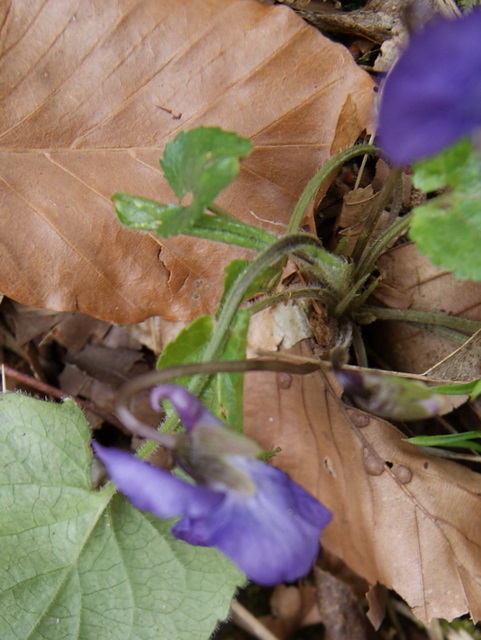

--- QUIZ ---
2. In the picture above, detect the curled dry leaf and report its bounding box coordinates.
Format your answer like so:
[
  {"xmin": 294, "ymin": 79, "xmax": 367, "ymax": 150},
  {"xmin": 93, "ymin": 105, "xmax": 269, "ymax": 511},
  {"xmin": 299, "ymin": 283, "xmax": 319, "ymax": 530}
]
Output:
[
  {"xmin": 371, "ymin": 243, "xmax": 481, "ymax": 373},
  {"xmin": 244, "ymin": 340, "xmax": 481, "ymax": 623},
  {"xmin": 0, "ymin": 0, "xmax": 374, "ymax": 324}
]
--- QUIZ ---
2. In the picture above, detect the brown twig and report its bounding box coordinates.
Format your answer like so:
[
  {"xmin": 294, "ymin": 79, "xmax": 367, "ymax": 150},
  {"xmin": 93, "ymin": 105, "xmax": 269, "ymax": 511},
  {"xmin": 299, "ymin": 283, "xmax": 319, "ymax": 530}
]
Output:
[{"xmin": 1, "ymin": 363, "xmax": 124, "ymax": 429}]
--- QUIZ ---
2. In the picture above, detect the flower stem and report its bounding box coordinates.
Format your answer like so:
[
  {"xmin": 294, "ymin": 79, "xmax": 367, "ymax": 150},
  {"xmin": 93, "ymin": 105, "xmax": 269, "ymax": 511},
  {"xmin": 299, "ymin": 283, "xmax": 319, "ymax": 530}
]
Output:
[
  {"xmin": 286, "ymin": 143, "xmax": 378, "ymax": 235},
  {"xmin": 353, "ymin": 210, "xmax": 415, "ymax": 283},
  {"xmin": 130, "ymin": 234, "xmax": 327, "ymax": 458},
  {"xmin": 361, "ymin": 305, "xmax": 481, "ymax": 334},
  {"xmin": 116, "ymin": 359, "xmax": 320, "ymax": 460},
  {"xmin": 350, "ymin": 168, "xmax": 402, "ymax": 265}
]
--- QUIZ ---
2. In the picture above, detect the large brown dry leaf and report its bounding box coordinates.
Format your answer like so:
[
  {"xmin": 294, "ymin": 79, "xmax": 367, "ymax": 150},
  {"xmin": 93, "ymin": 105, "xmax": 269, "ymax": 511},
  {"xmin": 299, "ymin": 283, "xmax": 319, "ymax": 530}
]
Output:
[
  {"xmin": 0, "ymin": 0, "xmax": 373, "ymax": 324},
  {"xmin": 244, "ymin": 340, "xmax": 481, "ymax": 623}
]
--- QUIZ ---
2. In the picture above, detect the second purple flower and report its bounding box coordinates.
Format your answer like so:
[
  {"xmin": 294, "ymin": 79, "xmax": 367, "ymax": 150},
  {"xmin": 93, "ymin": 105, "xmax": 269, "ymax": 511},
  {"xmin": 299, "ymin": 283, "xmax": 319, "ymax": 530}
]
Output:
[
  {"xmin": 93, "ymin": 384, "xmax": 332, "ymax": 586},
  {"xmin": 377, "ymin": 9, "xmax": 481, "ymax": 165}
]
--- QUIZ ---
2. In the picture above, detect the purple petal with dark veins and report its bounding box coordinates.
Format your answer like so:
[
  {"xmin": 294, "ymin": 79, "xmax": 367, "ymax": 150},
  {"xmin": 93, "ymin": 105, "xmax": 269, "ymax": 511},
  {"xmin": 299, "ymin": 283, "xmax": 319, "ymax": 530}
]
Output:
[{"xmin": 377, "ymin": 9, "xmax": 481, "ymax": 165}]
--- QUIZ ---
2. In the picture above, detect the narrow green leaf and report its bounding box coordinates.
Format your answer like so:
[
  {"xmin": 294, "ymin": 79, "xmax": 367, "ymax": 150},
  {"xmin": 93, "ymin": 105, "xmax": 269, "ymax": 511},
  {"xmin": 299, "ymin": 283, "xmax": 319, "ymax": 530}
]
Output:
[
  {"xmin": 113, "ymin": 193, "xmax": 274, "ymax": 245},
  {"xmin": 0, "ymin": 393, "xmax": 243, "ymax": 640},
  {"xmin": 407, "ymin": 431, "xmax": 481, "ymax": 453},
  {"xmin": 215, "ymin": 309, "xmax": 250, "ymax": 431},
  {"xmin": 160, "ymin": 127, "xmax": 253, "ymax": 212},
  {"xmin": 429, "ymin": 378, "xmax": 481, "ymax": 400}
]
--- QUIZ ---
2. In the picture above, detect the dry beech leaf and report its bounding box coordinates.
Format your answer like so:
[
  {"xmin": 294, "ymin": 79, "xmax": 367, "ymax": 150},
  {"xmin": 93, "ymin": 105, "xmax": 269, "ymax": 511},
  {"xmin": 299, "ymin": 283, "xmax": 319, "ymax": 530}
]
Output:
[
  {"xmin": 425, "ymin": 329, "xmax": 481, "ymax": 381},
  {"xmin": 244, "ymin": 340, "xmax": 481, "ymax": 623},
  {"xmin": 336, "ymin": 185, "xmax": 391, "ymax": 253},
  {"xmin": 0, "ymin": 0, "xmax": 374, "ymax": 324},
  {"xmin": 371, "ymin": 243, "xmax": 481, "ymax": 372}
]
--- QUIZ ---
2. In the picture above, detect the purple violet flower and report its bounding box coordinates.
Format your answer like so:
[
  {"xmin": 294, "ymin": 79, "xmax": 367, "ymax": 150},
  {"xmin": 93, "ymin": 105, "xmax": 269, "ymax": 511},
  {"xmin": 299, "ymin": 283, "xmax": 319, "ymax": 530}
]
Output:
[
  {"xmin": 93, "ymin": 385, "xmax": 332, "ymax": 586},
  {"xmin": 377, "ymin": 9, "xmax": 481, "ymax": 165}
]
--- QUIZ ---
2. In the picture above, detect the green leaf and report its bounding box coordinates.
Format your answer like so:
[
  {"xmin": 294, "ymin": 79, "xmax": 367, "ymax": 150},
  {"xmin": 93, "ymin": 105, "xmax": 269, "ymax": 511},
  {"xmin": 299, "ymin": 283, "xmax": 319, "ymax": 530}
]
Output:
[
  {"xmin": 429, "ymin": 378, "xmax": 481, "ymax": 401},
  {"xmin": 156, "ymin": 315, "xmax": 214, "ymax": 387},
  {"xmin": 113, "ymin": 193, "xmax": 187, "ymax": 232},
  {"xmin": 155, "ymin": 310, "xmax": 249, "ymax": 431},
  {"xmin": 113, "ymin": 193, "xmax": 274, "ymax": 247},
  {"xmin": 407, "ymin": 430, "xmax": 481, "ymax": 453},
  {"xmin": 215, "ymin": 309, "xmax": 250, "ymax": 431},
  {"xmin": 410, "ymin": 138, "xmax": 481, "ymax": 280},
  {"xmin": 114, "ymin": 128, "xmax": 254, "ymax": 239},
  {"xmin": 0, "ymin": 392, "xmax": 243, "ymax": 640},
  {"xmin": 412, "ymin": 138, "xmax": 475, "ymax": 192},
  {"xmin": 160, "ymin": 127, "xmax": 253, "ymax": 212}
]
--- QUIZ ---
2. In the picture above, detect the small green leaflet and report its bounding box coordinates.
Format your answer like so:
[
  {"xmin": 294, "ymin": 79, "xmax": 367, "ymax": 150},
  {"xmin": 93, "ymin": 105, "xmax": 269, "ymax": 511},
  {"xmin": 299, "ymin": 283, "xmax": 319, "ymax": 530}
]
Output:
[
  {"xmin": 0, "ymin": 393, "xmax": 243, "ymax": 640},
  {"xmin": 156, "ymin": 311, "xmax": 250, "ymax": 431},
  {"xmin": 160, "ymin": 127, "xmax": 253, "ymax": 211},
  {"xmin": 410, "ymin": 138, "xmax": 481, "ymax": 281},
  {"xmin": 113, "ymin": 127, "xmax": 254, "ymax": 238},
  {"xmin": 113, "ymin": 194, "xmax": 185, "ymax": 232}
]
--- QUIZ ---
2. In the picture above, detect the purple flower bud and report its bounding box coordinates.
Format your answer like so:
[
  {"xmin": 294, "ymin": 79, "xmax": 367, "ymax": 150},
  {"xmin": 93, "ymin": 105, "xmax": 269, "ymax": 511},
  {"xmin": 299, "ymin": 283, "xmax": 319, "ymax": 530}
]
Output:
[
  {"xmin": 377, "ymin": 10, "xmax": 481, "ymax": 165},
  {"xmin": 334, "ymin": 367, "xmax": 446, "ymax": 421},
  {"xmin": 93, "ymin": 385, "xmax": 332, "ymax": 585}
]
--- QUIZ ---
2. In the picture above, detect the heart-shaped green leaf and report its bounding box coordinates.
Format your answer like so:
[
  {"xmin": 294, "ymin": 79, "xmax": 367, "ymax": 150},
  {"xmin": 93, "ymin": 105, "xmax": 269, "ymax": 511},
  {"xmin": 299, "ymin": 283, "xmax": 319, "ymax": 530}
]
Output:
[{"xmin": 0, "ymin": 393, "xmax": 243, "ymax": 640}]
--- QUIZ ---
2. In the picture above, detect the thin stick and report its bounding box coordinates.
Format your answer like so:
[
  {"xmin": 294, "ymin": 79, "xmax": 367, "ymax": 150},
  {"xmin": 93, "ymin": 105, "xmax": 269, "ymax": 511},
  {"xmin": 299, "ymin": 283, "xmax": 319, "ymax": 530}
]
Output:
[
  {"xmin": 1, "ymin": 363, "xmax": 124, "ymax": 429},
  {"xmin": 230, "ymin": 600, "xmax": 281, "ymax": 640}
]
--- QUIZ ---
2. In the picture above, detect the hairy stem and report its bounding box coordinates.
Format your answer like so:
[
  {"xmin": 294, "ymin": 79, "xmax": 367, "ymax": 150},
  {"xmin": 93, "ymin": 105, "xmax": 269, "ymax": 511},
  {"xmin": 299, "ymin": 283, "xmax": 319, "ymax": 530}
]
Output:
[
  {"xmin": 246, "ymin": 286, "xmax": 334, "ymax": 315},
  {"xmin": 362, "ymin": 305, "xmax": 481, "ymax": 334},
  {"xmin": 115, "ymin": 359, "xmax": 320, "ymax": 460},
  {"xmin": 129, "ymin": 234, "xmax": 326, "ymax": 458},
  {"xmin": 286, "ymin": 144, "xmax": 379, "ymax": 234},
  {"xmin": 354, "ymin": 210, "xmax": 415, "ymax": 283},
  {"xmin": 350, "ymin": 168, "xmax": 402, "ymax": 264}
]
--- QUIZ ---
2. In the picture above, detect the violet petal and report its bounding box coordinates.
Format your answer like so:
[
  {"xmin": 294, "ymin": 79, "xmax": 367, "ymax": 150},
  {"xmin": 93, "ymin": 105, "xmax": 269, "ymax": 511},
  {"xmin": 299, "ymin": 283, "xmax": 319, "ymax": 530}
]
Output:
[
  {"xmin": 172, "ymin": 457, "xmax": 332, "ymax": 585},
  {"xmin": 150, "ymin": 384, "xmax": 223, "ymax": 431},
  {"xmin": 378, "ymin": 10, "xmax": 481, "ymax": 165},
  {"xmin": 93, "ymin": 442, "xmax": 222, "ymax": 518}
]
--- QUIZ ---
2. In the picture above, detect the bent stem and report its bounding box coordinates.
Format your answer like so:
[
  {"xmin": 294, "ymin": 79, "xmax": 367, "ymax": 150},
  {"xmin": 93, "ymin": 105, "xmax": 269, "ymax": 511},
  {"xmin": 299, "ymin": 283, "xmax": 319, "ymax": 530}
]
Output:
[
  {"xmin": 286, "ymin": 143, "xmax": 379, "ymax": 234},
  {"xmin": 115, "ymin": 359, "xmax": 320, "ymax": 460},
  {"xmin": 131, "ymin": 234, "xmax": 330, "ymax": 459},
  {"xmin": 354, "ymin": 210, "xmax": 415, "ymax": 283},
  {"xmin": 350, "ymin": 168, "xmax": 402, "ymax": 265}
]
